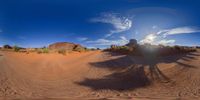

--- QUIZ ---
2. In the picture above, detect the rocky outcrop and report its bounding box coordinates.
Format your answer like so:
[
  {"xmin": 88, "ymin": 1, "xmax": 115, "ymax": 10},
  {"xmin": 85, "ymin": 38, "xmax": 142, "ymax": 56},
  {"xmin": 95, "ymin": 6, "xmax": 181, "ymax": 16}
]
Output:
[
  {"xmin": 3, "ymin": 45, "xmax": 12, "ymax": 49},
  {"xmin": 48, "ymin": 42, "xmax": 85, "ymax": 51},
  {"xmin": 126, "ymin": 39, "xmax": 138, "ymax": 48}
]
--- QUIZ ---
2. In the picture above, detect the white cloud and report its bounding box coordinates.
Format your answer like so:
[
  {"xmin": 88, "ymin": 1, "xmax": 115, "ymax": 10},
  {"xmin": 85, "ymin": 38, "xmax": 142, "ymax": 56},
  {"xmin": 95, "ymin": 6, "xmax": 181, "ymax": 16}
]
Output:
[
  {"xmin": 91, "ymin": 13, "xmax": 132, "ymax": 36},
  {"xmin": 152, "ymin": 25, "xmax": 157, "ymax": 29},
  {"xmin": 157, "ymin": 26, "xmax": 200, "ymax": 36},
  {"xmin": 105, "ymin": 33, "xmax": 113, "ymax": 37},
  {"xmin": 119, "ymin": 36, "xmax": 128, "ymax": 41},
  {"xmin": 157, "ymin": 39, "xmax": 176, "ymax": 45},
  {"xmin": 77, "ymin": 37, "xmax": 88, "ymax": 41},
  {"xmin": 140, "ymin": 33, "xmax": 175, "ymax": 45},
  {"xmin": 87, "ymin": 46, "xmax": 97, "ymax": 49},
  {"xmin": 86, "ymin": 36, "xmax": 129, "ymax": 46}
]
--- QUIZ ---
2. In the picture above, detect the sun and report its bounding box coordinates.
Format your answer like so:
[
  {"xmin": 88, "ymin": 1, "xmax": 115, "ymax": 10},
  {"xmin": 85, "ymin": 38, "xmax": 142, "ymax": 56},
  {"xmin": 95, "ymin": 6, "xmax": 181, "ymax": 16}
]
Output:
[{"xmin": 140, "ymin": 33, "xmax": 157, "ymax": 44}]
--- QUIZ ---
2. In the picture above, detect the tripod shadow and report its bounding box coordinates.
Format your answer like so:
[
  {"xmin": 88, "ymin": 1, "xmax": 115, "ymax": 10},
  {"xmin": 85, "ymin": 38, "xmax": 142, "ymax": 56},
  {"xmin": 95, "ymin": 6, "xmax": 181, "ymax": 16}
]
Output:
[{"xmin": 76, "ymin": 51, "xmax": 198, "ymax": 91}]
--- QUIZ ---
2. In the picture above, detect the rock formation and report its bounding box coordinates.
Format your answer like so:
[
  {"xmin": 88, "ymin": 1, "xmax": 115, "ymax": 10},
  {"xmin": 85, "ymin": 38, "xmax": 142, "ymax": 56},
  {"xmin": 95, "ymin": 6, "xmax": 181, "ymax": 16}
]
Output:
[
  {"xmin": 48, "ymin": 42, "xmax": 85, "ymax": 51},
  {"xmin": 3, "ymin": 45, "xmax": 12, "ymax": 49},
  {"xmin": 126, "ymin": 39, "xmax": 138, "ymax": 48}
]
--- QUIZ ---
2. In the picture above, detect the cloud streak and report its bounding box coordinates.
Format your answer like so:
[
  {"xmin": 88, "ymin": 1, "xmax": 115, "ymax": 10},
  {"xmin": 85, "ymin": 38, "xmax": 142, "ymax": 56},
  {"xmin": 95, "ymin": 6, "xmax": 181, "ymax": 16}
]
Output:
[
  {"xmin": 157, "ymin": 39, "xmax": 176, "ymax": 45},
  {"xmin": 77, "ymin": 37, "xmax": 88, "ymax": 41},
  {"xmin": 157, "ymin": 26, "xmax": 200, "ymax": 36},
  {"xmin": 86, "ymin": 36, "xmax": 129, "ymax": 46},
  {"xmin": 91, "ymin": 13, "xmax": 132, "ymax": 36}
]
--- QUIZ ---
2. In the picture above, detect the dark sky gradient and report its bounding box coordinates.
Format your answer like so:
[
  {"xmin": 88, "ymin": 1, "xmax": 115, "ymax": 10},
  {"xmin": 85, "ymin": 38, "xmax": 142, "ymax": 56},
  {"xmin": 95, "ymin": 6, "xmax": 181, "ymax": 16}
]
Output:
[{"xmin": 0, "ymin": 0, "xmax": 200, "ymax": 48}]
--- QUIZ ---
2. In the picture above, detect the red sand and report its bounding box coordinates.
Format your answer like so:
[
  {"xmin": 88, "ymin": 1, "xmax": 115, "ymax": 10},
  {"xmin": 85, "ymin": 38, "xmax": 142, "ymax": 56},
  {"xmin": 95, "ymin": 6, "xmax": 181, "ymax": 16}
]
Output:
[{"xmin": 0, "ymin": 50, "xmax": 200, "ymax": 99}]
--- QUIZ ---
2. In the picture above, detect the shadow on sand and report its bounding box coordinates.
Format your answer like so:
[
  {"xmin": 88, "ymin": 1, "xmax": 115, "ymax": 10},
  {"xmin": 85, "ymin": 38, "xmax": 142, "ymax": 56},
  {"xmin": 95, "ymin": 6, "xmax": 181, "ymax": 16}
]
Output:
[{"xmin": 76, "ymin": 51, "xmax": 199, "ymax": 91}]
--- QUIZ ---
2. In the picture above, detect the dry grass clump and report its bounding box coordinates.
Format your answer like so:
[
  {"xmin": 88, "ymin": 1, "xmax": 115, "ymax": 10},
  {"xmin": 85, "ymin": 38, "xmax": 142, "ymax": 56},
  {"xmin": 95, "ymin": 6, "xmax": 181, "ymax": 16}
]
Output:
[
  {"xmin": 85, "ymin": 48, "xmax": 100, "ymax": 51},
  {"xmin": 58, "ymin": 49, "xmax": 66, "ymax": 55},
  {"xmin": 13, "ymin": 45, "xmax": 21, "ymax": 52},
  {"xmin": 73, "ymin": 46, "xmax": 87, "ymax": 52},
  {"xmin": 37, "ymin": 47, "xmax": 49, "ymax": 54}
]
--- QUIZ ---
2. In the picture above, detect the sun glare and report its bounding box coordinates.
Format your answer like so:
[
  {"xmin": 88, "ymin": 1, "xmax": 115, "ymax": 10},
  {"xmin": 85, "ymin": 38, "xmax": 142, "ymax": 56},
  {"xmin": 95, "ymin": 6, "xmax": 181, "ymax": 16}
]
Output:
[{"xmin": 140, "ymin": 33, "xmax": 157, "ymax": 44}]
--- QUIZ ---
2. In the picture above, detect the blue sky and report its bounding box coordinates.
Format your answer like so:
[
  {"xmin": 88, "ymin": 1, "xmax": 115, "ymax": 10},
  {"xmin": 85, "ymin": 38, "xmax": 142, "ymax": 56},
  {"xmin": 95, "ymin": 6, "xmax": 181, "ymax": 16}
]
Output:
[{"xmin": 0, "ymin": 0, "xmax": 200, "ymax": 48}]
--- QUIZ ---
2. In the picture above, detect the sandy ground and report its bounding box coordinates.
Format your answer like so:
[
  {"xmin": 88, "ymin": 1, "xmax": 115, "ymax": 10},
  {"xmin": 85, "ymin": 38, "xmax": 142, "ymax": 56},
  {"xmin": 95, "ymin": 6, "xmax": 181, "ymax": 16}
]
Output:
[{"xmin": 0, "ymin": 50, "xmax": 200, "ymax": 99}]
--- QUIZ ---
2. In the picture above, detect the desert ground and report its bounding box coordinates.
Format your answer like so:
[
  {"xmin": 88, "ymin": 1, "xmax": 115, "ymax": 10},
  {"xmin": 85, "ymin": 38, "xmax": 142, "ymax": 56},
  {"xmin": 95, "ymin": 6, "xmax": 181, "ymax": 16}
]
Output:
[{"xmin": 0, "ymin": 50, "xmax": 200, "ymax": 99}]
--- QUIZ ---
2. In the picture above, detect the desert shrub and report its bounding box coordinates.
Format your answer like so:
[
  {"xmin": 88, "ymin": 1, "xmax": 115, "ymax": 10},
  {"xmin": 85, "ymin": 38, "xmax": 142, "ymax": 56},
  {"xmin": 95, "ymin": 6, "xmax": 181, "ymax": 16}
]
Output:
[
  {"xmin": 73, "ymin": 46, "xmax": 85, "ymax": 52},
  {"xmin": 196, "ymin": 46, "xmax": 200, "ymax": 49},
  {"xmin": 84, "ymin": 48, "xmax": 93, "ymax": 51},
  {"xmin": 174, "ymin": 45, "xmax": 181, "ymax": 50},
  {"xmin": 120, "ymin": 46, "xmax": 130, "ymax": 50},
  {"xmin": 42, "ymin": 48, "xmax": 49, "ymax": 53},
  {"xmin": 97, "ymin": 48, "xmax": 100, "ymax": 50},
  {"xmin": 13, "ymin": 45, "xmax": 21, "ymax": 52},
  {"xmin": 106, "ymin": 45, "xmax": 132, "ymax": 54},
  {"xmin": 110, "ymin": 45, "xmax": 130, "ymax": 51},
  {"xmin": 37, "ymin": 48, "xmax": 49, "ymax": 54},
  {"xmin": 37, "ymin": 50, "xmax": 42, "ymax": 54},
  {"xmin": 19, "ymin": 49, "xmax": 27, "ymax": 53},
  {"xmin": 111, "ymin": 45, "xmax": 117, "ymax": 49},
  {"xmin": 88, "ymin": 48, "xmax": 96, "ymax": 51},
  {"xmin": 58, "ymin": 49, "xmax": 66, "ymax": 55}
]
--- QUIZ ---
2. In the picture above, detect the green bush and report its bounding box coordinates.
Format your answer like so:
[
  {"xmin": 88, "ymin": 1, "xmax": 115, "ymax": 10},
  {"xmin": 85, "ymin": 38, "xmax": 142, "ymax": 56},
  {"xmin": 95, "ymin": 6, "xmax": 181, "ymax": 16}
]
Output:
[{"xmin": 43, "ymin": 48, "xmax": 49, "ymax": 53}]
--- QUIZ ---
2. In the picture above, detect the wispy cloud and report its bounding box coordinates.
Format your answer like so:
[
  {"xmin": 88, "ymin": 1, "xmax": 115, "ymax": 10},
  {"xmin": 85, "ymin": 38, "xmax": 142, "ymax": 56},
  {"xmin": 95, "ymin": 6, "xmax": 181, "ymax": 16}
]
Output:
[
  {"xmin": 140, "ymin": 26, "xmax": 200, "ymax": 45},
  {"xmin": 157, "ymin": 26, "xmax": 200, "ymax": 36},
  {"xmin": 91, "ymin": 13, "xmax": 132, "ymax": 37},
  {"xmin": 157, "ymin": 39, "xmax": 176, "ymax": 45},
  {"xmin": 86, "ymin": 36, "xmax": 129, "ymax": 46},
  {"xmin": 77, "ymin": 37, "xmax": 88, "ymax": 41},
  {"xmin": 140, "ymin": 33, "xmax": 175, "ymax": 45}
]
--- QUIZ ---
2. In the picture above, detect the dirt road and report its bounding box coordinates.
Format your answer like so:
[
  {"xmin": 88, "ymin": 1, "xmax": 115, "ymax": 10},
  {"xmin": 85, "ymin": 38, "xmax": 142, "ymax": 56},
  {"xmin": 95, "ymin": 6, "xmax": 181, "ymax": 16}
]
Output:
[{"xmin": 0, "ymin": 50, "xmax": 200, "ymax": 99}]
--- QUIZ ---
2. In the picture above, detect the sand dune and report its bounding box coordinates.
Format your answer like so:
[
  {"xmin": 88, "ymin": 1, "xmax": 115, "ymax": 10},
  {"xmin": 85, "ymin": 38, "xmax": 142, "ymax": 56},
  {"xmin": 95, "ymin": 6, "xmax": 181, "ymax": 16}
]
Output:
[{"xmin": 0, "ymin": 50, "xmax": 200, "ymax": 99}]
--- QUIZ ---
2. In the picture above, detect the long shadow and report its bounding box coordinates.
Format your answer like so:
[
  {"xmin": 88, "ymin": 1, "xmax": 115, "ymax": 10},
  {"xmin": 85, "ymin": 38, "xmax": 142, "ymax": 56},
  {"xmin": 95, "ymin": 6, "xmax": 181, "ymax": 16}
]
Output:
[
  {"xmin": 76, "ymin": 51, "xmax": 199, "ymax": 91},
  {"xmin": 78, "ymin": 65, "xmax": 150, "ymax": 91}
]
